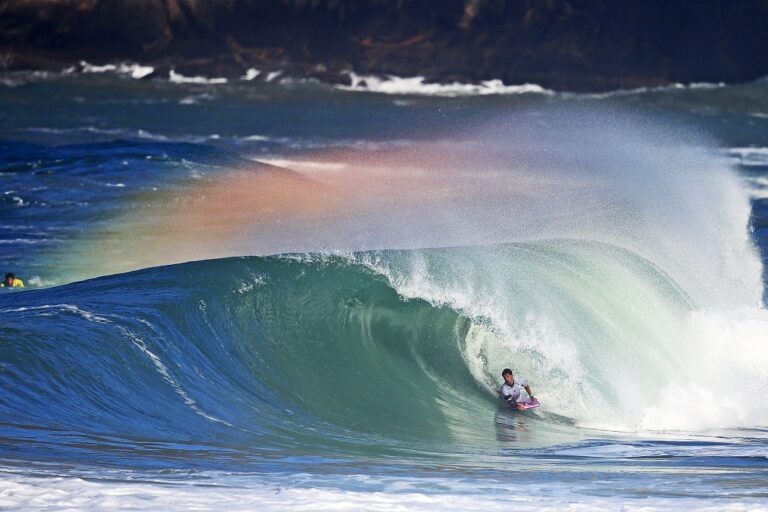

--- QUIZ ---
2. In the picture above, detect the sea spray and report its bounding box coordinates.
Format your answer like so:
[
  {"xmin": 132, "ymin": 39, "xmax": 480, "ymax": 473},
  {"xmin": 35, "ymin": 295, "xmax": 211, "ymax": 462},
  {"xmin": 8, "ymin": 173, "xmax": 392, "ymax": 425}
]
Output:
[
  {"xmin": 52, "ymin": 108, "xmax": 768, "ymax": 431},
  {"xmin": 76, "ymin": 109, "xmax": 762, "ymax": 305}
]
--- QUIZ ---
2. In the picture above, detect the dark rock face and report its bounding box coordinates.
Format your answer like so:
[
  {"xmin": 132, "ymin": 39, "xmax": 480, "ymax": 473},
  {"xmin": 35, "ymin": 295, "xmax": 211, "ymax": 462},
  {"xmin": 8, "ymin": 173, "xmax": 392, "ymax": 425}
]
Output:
[{"xmin": 1, "ymin": 0, "xmax": 767, "ymax": 91}]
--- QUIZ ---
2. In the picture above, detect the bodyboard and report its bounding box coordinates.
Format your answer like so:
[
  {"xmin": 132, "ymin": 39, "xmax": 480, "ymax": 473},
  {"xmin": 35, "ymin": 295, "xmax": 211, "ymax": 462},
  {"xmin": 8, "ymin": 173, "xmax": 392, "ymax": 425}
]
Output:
[{"xmin": 516, "ymin": 398, "xmax": 540, "ymax": 409}]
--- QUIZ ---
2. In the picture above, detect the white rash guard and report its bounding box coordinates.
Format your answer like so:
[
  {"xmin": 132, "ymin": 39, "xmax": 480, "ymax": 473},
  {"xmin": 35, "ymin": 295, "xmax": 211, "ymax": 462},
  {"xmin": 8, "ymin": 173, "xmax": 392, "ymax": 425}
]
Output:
[{"xmin": 500, "ymin": 377, "xmax": 528, "ymax": 403}]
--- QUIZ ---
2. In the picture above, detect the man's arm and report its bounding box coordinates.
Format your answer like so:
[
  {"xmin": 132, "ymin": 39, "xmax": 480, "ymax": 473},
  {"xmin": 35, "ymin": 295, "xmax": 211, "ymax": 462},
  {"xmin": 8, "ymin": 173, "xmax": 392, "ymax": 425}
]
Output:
[{"xmin": 524, "ymin": 384, "xmax": 535, "ymax": 400}]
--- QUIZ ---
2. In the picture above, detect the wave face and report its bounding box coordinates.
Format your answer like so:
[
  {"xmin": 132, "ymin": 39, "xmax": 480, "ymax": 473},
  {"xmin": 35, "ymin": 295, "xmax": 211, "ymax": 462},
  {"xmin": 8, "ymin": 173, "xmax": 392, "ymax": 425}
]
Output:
[
  {"xmin": 3, "ymin": 243, "xmax": 767, "ymax": 470},
  {"xmin": 0, "ymin": 255, "xmax": 481, "ymax": 462}
]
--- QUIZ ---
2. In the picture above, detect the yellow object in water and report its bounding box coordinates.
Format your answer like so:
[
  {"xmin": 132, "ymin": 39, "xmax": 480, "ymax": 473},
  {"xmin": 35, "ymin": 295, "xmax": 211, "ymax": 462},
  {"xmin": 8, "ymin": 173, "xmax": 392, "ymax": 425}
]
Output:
[{"xmin": 2, "ymin": 278, "xmax": 24, "ymax": 288}]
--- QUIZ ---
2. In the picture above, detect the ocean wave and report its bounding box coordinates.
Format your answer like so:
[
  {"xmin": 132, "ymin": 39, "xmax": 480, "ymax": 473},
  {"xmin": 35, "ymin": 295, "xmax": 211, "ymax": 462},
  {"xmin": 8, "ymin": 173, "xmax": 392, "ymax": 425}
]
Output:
[
  {"xmin": 0, "ymin": 64, "xmax": 750, "ymax": 101},
  {"xmin": 730, "ymin": 147, "xmax": 768, "ymax": 167},
  {"xmin": 264, "ymin": 71, "xmax": 283, "ymax": 82},
  {"xmin": 3, "ymin": 243, "xmax": 766, "ymax": 452},
  {"xmin": 742, "ymin": 175, "xmax": 768, "ymax": 199},
  {"xmin": 242, "ymin": 68, "xmax": 261, "ymax": 81},
  {"xmin": 562, "ymin": 81, "xmax": 728, "ymax": 100},
  {"xmin": 169, "ymin": 70, "xmax": 228, "ymax": 85},
  {"xmin": 554, "ymin": 441, "xmax": 768, "ymax": 458},
  {"xmin": 18, "ymin": 125, "xmax": 339, "ymax": 148},
  {"xmin": 21, "ymin": 126, "xmax": 228, "ymax": 144},
  {"xmin": 2, "ymin": 468, "xmax": 763, "ymax": 512},
  {"xmin": 79, "ymin": 61, "xmax": 154, "ymax": 79},
  {"xmin": 335, "ymin": 72, "xmax": 728, "ymax": 98},
  {"xmin": 337, "ymin": 72, "xmax": 554, "ymax": 97}
]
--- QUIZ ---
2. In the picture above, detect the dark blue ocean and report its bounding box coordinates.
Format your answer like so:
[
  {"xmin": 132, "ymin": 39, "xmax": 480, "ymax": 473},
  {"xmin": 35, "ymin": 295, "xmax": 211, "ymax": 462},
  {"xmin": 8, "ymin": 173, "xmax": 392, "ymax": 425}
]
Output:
[{"xmin": 1, "ymin": 69, "xmax": 767, "ymax": 510}]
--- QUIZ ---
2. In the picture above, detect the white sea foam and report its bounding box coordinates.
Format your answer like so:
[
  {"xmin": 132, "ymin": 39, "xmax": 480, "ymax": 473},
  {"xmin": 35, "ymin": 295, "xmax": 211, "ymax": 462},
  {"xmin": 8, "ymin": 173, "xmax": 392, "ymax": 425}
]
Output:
[
  {"xmin": 741, "ymin": 175, "xmax": 768, "ymax": 199},
  {"xmin": 242, "ymin": 68, "xmax": 261, "ymax": 80},
  {"xmin": 234, "ymin": 273, "xmax": 267, "ymax": 294},
  {"xmin": 688, "ymin": 81, "xmax": 727, "ymax": 89},
  {"xmin": 24, "ymin": 126, "xmax": 137, "ymax": 138},
  {"xmin": 79, "ymin": 61, "xmax": 154, "ymax": 79},
  {"xmin": 255, "ymin": 158, "xmax": 349, "ymax": 172},
  {"xmin": 26, "ymin": 276, "xmax": 57, "ymax": 287},
  {"xmin": 22, "ymin": 126, "xmax": 230, "ymax": 144},
  {"xmin": 0, "ymin": 470, "xmax": 763, "ymax": 512},
  {"xmin": 1, "ymin": 304, "xmax": 111, "ymax": 323},
  {"xmin": 338, "ymin": 72, "xmax": 553, "ymax": 97},
  {"xmin": 564, "ymin": 81, "xmax": 728, "ymax": 100},
  {"xmin": 0, "ymin": 64, "xmax": 155, "ymax": 87},
  {"xmin": 554, "ymin": 442, "xmax": 768, "ymax": 458},
  {"xmin": 241, "ymin": 134, "xmax": 272, "ymax": 142},
  {"xmin": 730, "ymin": 147, "xmax": 768, "ymax": 167},
  {"xmin": 179, "ymin": 92, "xmax": 218, "ymax": 105},
  {"xmin": 337, "ymin": 73, "xmax": 726, "ymax": 97},
  {"xmin": 169, "ymin": 70, "xmax": 228, "ymax": 85},
  {"xmin": 0, "ymin": 238, "xmax": 46, "ymax": 244}
]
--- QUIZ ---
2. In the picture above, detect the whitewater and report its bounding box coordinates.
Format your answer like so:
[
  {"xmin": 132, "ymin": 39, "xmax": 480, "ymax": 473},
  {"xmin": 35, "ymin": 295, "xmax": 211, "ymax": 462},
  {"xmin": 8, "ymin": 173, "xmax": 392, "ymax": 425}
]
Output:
[{"xmin": 1, "ymin": 70, "xmax": 768, "ymax": 510}]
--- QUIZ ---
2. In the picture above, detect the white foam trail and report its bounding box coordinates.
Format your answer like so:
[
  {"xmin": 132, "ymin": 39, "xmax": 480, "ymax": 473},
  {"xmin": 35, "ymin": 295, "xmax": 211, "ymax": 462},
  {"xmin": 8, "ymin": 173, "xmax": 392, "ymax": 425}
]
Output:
[
  {"xmin": 23, "ymin": 126, "xmax": 227, "ymax": 144},
  {"xmin": 79, "ymin": 61, "xmax": 154, "ymax": 79},
  {"xmin": 242, "ymin": 68, "xmax": 261, "ymax": 80},
  {"xmin": 169, "ymin": 70, "xmax": 228, "ymax": 85},
  {"xmin": 563, "ymin": 81, "xmax": 727, "ymax": 100},
  {"xmin": 338, "ymin": 73, "xmax": 726, "ymax": 97},
  {"xmin": 1, "ymin": 304, "xmax": 111, "ymax": 323},
  {"xmin": 118, "ymin": 325, "xmax": 231, "ymax": 426},
  {"xmin": 339, "ymin": 72, "xmax": 553, "ymax": 97}
]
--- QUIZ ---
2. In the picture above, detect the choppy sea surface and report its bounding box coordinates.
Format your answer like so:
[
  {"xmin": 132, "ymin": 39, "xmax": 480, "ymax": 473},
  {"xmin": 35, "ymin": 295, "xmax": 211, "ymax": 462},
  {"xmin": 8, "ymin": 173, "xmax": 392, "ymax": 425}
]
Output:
[{"xmin": 1, "ymin": 69, "xmax": 768, "ymax": 510}]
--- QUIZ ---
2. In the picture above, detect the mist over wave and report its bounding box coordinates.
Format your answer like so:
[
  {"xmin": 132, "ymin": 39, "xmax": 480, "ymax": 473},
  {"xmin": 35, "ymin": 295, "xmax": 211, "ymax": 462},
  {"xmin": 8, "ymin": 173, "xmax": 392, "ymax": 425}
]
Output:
[
  {"xmin": 30, "ymin": 108, "xmax": 763, "ymax": 434},
  {"xmin": 75, "ymin": 108, "xmax": 762, "ymax": 302}
]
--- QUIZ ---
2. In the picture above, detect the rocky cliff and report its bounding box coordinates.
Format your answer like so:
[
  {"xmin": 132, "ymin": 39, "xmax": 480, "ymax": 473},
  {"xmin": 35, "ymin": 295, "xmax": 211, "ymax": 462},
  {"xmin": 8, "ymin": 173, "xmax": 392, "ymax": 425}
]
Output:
[{"xmin": 1, "ymin": 0, "xmax": 767, "ymax": 91}]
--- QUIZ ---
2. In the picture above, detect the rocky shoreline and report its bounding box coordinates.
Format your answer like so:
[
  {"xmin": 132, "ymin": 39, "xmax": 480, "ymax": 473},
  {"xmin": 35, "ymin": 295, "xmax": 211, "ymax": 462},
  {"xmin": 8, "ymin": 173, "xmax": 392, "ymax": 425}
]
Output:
[{"xmin": 2, "ymin": 0, "xmax": 767, "ymax": 92}]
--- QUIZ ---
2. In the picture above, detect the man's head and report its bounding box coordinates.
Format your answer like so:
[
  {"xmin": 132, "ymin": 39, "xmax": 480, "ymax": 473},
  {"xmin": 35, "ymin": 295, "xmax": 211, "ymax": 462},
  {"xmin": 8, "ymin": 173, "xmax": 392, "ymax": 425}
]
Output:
[
  {"xmin": 502, "ymin": 368, "xmax": 514, "ymax": 385},
  {"xmin": 4, "ymin": 273, "xmax": 14, "ymax": 286}
]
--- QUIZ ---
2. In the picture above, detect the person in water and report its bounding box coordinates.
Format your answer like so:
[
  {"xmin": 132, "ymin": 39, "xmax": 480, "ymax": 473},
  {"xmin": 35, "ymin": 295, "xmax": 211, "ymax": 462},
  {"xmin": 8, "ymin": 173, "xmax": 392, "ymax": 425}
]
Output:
[
  {"xmin": 501, "ymin": 368, "xmax": 535, "ymax": 411},
  {"xmin": 2, "ymin": 273, "xmax": 25, "ymax": 288}
]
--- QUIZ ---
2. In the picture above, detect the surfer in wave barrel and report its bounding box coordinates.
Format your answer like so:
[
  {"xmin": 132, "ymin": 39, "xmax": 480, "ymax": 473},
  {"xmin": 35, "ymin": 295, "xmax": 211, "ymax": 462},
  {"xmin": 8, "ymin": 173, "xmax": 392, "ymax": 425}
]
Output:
[{"xmin": 500, "ymin": 368, "xmax": 536, "ymax": 411}]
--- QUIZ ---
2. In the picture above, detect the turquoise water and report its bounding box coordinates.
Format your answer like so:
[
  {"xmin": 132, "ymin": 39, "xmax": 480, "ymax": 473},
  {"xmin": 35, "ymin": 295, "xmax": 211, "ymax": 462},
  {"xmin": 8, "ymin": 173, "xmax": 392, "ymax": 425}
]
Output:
[{"xmin": 1, "ymin": 71, "xmax": 767, "ymax": 510}]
